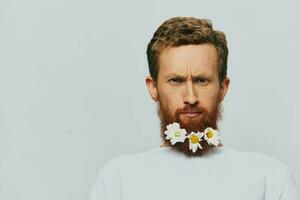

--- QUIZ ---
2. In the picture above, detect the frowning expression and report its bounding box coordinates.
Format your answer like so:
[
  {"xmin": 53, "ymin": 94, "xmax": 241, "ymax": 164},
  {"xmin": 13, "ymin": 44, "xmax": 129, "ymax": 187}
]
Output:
[{"xmin": 146, "ymin": 44, "xmax": 230, "ymax": 126}]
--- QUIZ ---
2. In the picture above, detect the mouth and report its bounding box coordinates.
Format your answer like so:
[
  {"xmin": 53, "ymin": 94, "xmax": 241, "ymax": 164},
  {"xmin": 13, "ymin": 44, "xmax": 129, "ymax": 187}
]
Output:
[{"xmin": 180, "ymin": 112, "xmax": 201, "ymax": 118}]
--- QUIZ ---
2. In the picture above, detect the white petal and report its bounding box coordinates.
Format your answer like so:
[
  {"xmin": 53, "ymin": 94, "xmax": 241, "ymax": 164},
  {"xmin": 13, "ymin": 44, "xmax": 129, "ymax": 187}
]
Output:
[
  {"xmin": 207, "ymin": 139, "xmax": 213, "ymax": 145},
  {"xmin": 199, "ymin": 132, "xmax": 204, "ymax": 138},
  {"xmin": 173, "ymin": 122, "xmax": 180, "ymax": 128},
  {"xmin": 181, "ymin": 129, "xmax": 187, "ymax": 136},
  {"xmin": 213, "ymin": 139, "xmax": 220, "ymax": 146},
  {"xmin": 170, "ymin": 139, "xmax": 177, "ymax": 145},
  {"xmin": 192, "ymin": 145, "xmax": 197, "ymax": 153},
  {"xmin": 198, "ymin": 143, "xmax": 203, "ymax": 149},
  {"xmin": 164, "ymin": 130, "xmax": 169, "ymax": 135},
  {"xmin": 189, "ymin": 143, "xmax": 193, "ymax": 150},
  {"xmin": 204, "ymin": 127, "xmax": 209, "ymax": 133},
  {"xmin": 165, "ymin": 134, "xmax": 172, "ymax": 140},
  {"xmin": 179, "ymin": 136, "xmax": 186, "ymax": 143}
]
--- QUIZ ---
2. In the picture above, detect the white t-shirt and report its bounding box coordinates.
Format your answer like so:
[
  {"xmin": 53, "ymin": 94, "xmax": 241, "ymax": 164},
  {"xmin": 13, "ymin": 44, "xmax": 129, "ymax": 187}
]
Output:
[{"xmin": 89, "ymin": 146, "xmax": 299, "ymax": 200}]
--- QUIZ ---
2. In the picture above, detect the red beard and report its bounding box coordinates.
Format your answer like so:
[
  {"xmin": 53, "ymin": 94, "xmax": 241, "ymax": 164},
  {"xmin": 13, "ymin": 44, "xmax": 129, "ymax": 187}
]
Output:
[{"xmin": 156, "ymin": 96, "xmax": 222, "ymax": 157}]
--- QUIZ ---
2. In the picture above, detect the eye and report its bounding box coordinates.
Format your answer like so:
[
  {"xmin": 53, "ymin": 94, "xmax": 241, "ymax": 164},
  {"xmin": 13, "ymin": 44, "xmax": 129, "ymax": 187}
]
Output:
[
  {"xmin": 194, "ymin": 78, "xmax": 209, "ymax": 84},
  {"xmin": 168, "ymin": 78, "xmax": 184, "ymax": 84}
]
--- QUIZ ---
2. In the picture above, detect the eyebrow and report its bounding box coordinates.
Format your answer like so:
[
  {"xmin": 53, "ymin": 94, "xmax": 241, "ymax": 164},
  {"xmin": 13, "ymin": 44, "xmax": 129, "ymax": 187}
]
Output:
[{"xmin": 165, "ymin": 73, "xmax": 210, "ymax": 80}]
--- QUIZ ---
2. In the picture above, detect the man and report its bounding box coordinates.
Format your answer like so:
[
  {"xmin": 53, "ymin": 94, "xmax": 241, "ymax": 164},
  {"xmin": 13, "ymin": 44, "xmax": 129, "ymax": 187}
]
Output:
[{"xmin": 89, "ymin": 17, "xmax": 299, "ymax": 200}]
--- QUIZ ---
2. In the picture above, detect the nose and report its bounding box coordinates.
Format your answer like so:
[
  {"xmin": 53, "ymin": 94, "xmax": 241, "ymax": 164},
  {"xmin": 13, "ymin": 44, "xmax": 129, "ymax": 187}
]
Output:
[{"xmin": 184, "ymin": 80, "xmax": 198, "ymax": 106}]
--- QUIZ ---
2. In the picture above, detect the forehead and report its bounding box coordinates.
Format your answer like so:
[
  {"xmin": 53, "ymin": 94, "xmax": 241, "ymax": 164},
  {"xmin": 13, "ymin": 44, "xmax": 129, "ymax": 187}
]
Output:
[{"xmin": 157, "ymin": 44, "xmax": 218, "ymax": 77}]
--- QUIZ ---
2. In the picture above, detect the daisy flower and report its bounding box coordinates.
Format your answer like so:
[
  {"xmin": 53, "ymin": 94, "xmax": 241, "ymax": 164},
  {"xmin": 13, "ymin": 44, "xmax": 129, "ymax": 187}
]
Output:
[
  {"xmin": 164, "ymin": 122, "xmax": 187, "ymax": 145},
  {"xmin": 203, "ymin": 127, "xmax": 221, "ymax": 146},
  {"xmin": 187, "ymin": 131, "xmax": 204, "ymax": 153}
]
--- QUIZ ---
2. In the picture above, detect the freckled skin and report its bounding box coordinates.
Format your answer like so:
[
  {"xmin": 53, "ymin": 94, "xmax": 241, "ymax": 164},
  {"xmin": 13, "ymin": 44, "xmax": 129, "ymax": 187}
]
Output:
[{"xmin": 146, "ymin": 44, "xmax": 230, "ymax": 125}]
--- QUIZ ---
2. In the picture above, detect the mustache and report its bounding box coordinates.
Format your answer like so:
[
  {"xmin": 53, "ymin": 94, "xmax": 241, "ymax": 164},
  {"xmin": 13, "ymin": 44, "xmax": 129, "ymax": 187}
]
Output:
[{"xmin": 176, "ymin": 105, "xmax": 207, "ymax": 114}]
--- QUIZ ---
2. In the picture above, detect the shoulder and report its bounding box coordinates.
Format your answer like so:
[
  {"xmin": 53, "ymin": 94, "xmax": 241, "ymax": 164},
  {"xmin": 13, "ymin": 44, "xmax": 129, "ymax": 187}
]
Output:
[
  {"xmin": 226, "ymin": 146, "xmax": 289, "ymax": 177},
  {"xmin": 225, "ymin": 147, "xmax": 299, "ymax": 198},
  {"xmin": 97, "ymin": 148, "xmax": 158, "ymax": 176}
]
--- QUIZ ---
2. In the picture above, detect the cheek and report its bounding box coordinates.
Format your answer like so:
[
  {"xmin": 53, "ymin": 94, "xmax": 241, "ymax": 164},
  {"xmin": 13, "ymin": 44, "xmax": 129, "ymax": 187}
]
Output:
[
  {"xmin": 158, "ymin": 88, "xmax": 181, "ymax": 112},
  {"xmin": 197, "ymin": 87, "xmax": 220, "ymax": 107}
]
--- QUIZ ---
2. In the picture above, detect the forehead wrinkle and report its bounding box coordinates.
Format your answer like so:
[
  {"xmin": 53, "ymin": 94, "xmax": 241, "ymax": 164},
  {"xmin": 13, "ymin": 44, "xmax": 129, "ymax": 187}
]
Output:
[
  {"xmin": 184, "ymin": 65, "xmax": 211, "ymax": 79},
  {"xmin": 183, "ymin": 56, "xmax": 212, "ymax": 78},
  {"xmin": 159, "ymin": 44, "xmax": 217, "ymax": 80},
  {"xmin": 165, "ymin": 66, "xmax": 210, "ymax": 79},
  {"xmin": 186, "ymin": 66, "xmax": 192, "ymax": 78}
]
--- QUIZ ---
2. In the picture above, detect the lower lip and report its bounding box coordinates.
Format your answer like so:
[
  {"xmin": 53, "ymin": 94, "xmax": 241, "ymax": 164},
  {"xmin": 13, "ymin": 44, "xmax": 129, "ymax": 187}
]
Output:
[{"xmin": 180, "ymin": 113, "xmax": 201, "ymax": 118}]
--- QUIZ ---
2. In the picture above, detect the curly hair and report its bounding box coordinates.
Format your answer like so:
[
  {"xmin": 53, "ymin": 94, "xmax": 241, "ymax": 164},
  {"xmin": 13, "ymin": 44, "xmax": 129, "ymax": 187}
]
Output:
[{"xmin": 146, "ymin": 17, "xmax": 228, "ymax": 83}]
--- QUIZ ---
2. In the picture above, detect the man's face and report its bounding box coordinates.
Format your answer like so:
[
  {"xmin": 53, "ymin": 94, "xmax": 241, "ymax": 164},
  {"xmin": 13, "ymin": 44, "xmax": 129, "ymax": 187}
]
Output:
[{"xmin": 146, "ymin": 44, "xmax": 230, "ymax": 151}]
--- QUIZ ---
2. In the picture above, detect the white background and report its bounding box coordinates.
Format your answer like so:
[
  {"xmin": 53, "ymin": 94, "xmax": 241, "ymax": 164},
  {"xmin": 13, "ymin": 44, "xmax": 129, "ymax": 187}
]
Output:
[{"xmin": 0, "ymin": 0, "xmax": 299, "ymax": 199}]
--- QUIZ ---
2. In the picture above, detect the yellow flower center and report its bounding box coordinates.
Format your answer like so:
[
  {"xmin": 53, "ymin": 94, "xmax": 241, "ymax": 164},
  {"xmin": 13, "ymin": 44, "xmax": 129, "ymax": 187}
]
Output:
[
  {"xmin": 206, "ymin": 130, "xmax": 214, "ymax": 139},
  {"xmin": 174, "ymin": 132, "xmax": 181, "ymax": 137},
  {"xmin": 190, "ymin": 134, "xmax": 199, "ymax": 144}
]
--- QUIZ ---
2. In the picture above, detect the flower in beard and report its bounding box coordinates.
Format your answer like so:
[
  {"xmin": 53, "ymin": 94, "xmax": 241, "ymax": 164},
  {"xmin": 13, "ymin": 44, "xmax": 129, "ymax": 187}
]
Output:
[
  {"xmin": 164, "ymin": 122, "xmax": 187, "ymax": 145},
  {"xmin": 204, "ymin": 127, "xmax": 221, "ymax": 146},
  {"xmin": 187, "ymin": 131, "xmax": 204, "ymax": 153}
]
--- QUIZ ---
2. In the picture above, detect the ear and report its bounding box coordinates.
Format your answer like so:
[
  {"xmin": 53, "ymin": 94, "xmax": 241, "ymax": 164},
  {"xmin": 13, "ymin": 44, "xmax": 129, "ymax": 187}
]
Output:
[
  {"xmin": 219, "ymin": 77, "xmax": 230, "ymax": 102},
  {"xmin": 146, "ymin": 75, "xmax": 158, "ymax": 102}
]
